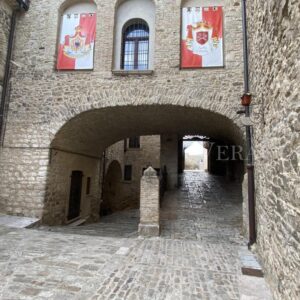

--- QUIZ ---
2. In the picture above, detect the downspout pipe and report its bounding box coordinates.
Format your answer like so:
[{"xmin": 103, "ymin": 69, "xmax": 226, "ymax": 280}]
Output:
[
  {"xmin": 242, "ymin": 0, "xmax": 249, "ymax": 93},
  {"xmin": 101, "ymin": 150, "xmax": 106, "ymax": 200},
  {"xmin": 0, "ymin": 1, "xmax": 29, "ymax": 145},
  {"xmin": 241, "ymin": 0, "xmax": 256, "ymax": 247},
  {"xmin": 0, "ymin": 10, "xmax": 17, "ymax": 144}
]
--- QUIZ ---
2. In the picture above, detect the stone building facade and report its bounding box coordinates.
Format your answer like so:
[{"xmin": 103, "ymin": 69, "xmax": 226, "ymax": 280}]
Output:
[
  {"xmin": 0, "ymin": 0, "xmax": 245, "ymax": 222},
  {"xmin": 102, "ymin": 135, "xmax": 160, "ymax": 215},
  {"xmin": 246, "ymin": 1, "xmax": 299, "ymax": 299},
  {"xmin": 0, "ymin": 0, "xmax": 299, "ymax": 299}
]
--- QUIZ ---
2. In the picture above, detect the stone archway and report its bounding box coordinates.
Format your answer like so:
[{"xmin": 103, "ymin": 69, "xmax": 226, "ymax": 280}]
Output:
[
  {"xmin": 51, "ymin": 105, "xmax": 244, "ymax": 156},
  {"xmin": 41, "ymin": 104, "xmax": 245, "ymax": 225}
]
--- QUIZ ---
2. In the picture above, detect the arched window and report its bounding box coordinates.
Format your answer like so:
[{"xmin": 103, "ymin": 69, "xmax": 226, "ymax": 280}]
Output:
[
  {"xmin": 122, "ymin": 20, "xmax": 149, "ymax": 70},
  {"xmin": 114, "ymin": 0, "xmax": 155, "ymax": 71}
]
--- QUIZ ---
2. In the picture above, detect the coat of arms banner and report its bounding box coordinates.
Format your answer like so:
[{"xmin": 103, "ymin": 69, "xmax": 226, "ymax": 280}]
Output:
[
  {"xmin": 181, "ymin": 7, "xmax": 224, "ymax": 68},
  {"xmin": 57, "ymin": 13, "xmax": 96, "ymax": 70}
]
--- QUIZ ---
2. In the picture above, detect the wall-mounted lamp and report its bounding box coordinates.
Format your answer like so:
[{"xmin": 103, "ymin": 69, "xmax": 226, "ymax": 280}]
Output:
[
  {"xmin": 16, "ymin": 0, "xmax": 30, "ymax": 11},
  {"xmin": 241, "ymin": 93, "xmax": 252, "ymax": 107}
]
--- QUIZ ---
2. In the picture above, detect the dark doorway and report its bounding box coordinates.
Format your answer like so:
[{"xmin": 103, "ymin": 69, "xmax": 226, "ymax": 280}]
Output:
[
  {"xmin": 101, "ymin": 161, "xmax": 123, "ymax": 216},
  {"xmin": 67, "ymin": 170, "xmax": 83, "ymax": 221}
]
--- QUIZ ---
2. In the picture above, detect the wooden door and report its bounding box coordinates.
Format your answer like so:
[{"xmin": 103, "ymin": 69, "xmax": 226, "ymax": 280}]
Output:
[{"xmin": 67, "ymin": 171, "xmax": 83, "ymax": 221}]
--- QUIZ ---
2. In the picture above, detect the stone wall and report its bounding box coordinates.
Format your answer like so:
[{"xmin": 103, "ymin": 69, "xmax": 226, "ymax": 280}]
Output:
[
  {"xmin": 0, "ymin": 147, "xmax": 49, "ymax": 218},
  {"xmin": 2, "ymin": 0, "xmax": 244, "ymax": 151},
  {"xmin": 103, "ymin": 135, "xmax": 161, "ymax": 212},
  {"xmin": 123, "ymin": 135, "xmax": 160, "ymax": 207},
  {"xmin": 247, "ymin": 0, "xmax": 300, "ymax": 299},
  {"xmin": 43, "ymin": 149, "xmax": 101, "ymax": 225},
  {"xmin": 105, "ymin": 141, "xmax": 124, "ymax": 169}
]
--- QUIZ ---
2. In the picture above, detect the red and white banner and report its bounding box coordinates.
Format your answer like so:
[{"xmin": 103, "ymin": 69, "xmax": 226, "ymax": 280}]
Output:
[
  {"xmin": 181, "ymin": 7, "xmax": 223, "ymax": 68},
  {"xmin": 57, "ymin": 13, "xmax": 96, "ymax": 70}
]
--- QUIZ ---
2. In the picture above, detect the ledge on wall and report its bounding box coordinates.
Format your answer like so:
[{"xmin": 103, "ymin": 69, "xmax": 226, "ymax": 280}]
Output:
[{"xmin": 112, "ymin": 70, "xmax": 154, "ymax": 76}]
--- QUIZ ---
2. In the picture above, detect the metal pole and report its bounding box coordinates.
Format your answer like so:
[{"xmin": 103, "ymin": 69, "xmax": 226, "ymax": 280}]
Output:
[
  {"xmin": 16, "ymin": 0, "xmax": 30, "ymax": 12},
  {"xmin": 0, "ymin": 1, "xmax": 30, "ymax": 145},
  {"xmin": 101, "ymin": 150, "xmax": 106, "ymax": 200},
  {"xmin": 0, "ymin": 10, "xmax": 18, "ymax": 145},
  {"xmin": 242, "ymin": 0, "xmax": 249, "ymax": 94},
  {"xmin": 241, "ymin": 0, "xmax": 256, "ymax": 247}
]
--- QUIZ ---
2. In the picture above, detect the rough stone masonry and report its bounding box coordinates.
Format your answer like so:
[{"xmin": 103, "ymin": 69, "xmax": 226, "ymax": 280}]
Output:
[
  {"xmin": 247, "ymin": 1, "xmax": 300, "ymax": 299},
  {"xmin": 0, "ymin": 0, "xmax": 299, "ymax": 299}
]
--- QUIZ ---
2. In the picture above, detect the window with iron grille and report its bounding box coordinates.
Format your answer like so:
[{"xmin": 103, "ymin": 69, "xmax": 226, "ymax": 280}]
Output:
[
  {"xmin": 122, "ymin": 19, "xmax": 149, "ymax": 70},
  {"xmin": 86, "ymin": 177, "xmax": 91, "ymax": 195},
  {"xmin": 124, "ymin": 139, "xmax": 127, "ymax": 152},
  {"xmin": 124, "ymin": 165, "xmax": 132, "ymax": 181},
  {"xmin": 128, "ymin": 136, "xmax": 140, "ymax": 148}
]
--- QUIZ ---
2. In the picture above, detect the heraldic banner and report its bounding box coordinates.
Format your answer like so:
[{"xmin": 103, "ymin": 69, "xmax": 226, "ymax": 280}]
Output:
[
  {"xmin": 57, "ymin": 13, "xmax": 96, "ymax": 70},
  {"xmin": 181, "ymin": 7, "xmax": 223, "ymax": 68}
]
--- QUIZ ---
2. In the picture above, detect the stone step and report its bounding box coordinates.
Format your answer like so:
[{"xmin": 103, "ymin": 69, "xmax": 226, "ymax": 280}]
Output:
[
  {"xmin": 68, "ymin": 217, "xmax": 88, "ymax": 227},
  {"xmin": 239, "ymin": 247, "xmax": 264, "ymax": 277},
  {"xmin": 0, "ymin": 214, "xmax": 40, "ymax": 228}
]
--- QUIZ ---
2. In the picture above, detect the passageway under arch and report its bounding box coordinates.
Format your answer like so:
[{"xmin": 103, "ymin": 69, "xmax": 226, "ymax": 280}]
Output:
[
  {"xmin": 45, "ymin": 105, "xmax": 245, "ymax": 226},
  {"xmin": 42, "ymin": 171, "xmax": 243, "ymax": 241}
]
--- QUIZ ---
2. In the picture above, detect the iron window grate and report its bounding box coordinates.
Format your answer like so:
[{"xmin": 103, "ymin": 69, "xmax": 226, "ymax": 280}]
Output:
[{"xmin": 122, "ymin": 20, "xmax": 149, "ymax": 70}]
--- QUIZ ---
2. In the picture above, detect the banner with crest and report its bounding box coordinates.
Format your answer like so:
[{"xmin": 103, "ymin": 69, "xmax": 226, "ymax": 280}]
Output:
[
  {"xmin": 57, "ymin": 13, "xmax": 96, "ymax": 70},
  {"xmin": 181, "ymin": 7, "xmax": 223, "ymax": 68}
]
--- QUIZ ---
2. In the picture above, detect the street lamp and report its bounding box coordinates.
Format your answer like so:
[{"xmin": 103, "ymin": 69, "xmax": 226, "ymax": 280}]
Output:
[{"xmin": 16, "ymin": 0, "xmax": 30, "ymax": 11}]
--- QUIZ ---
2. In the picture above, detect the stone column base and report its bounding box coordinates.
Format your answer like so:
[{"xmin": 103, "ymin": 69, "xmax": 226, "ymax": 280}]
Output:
[{"xmin": 138, "ymin": 223, "xmax": 160, "ymax": 237}]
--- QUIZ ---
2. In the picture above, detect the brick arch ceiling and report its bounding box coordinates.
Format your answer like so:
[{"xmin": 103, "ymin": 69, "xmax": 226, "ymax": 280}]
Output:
[{"xmin": 51, "ymin": 105, "xmax": 244, "ymax": 157}]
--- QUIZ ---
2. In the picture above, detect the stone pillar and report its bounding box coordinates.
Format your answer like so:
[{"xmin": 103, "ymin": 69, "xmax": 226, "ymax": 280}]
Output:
[
  {"xmin": 160, "ymin": 134, "xmax": 179, "ymax": 190},
  {"xmin": 138, "ymin": 166, "xmax": 160, "ymax": 237}
]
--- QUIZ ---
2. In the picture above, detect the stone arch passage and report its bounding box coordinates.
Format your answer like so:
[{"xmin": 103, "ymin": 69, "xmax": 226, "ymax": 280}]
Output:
[
  {"xmin": 51, "ymin": 105, "xmax": 244, "ymax": 156},
  {"xmin": 43, "ymin": 104, "xmax": 245, "ymax": 225}
]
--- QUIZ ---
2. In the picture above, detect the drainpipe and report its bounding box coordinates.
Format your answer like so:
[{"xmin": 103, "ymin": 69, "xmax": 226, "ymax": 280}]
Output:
[
  {"xmin": 241, "ymin": 0, "xmax": 256, "ymax": 247},
  {"xmin": 0, "ymin": 1, "xmax": 30, "ymax": 144},
  {"xmin": 0, "ymin": 10, "xmax": 17, "ymax": 144},
  {"xmin": 101, "ymin": 150, "xmax": 106, "ymax": 199}
]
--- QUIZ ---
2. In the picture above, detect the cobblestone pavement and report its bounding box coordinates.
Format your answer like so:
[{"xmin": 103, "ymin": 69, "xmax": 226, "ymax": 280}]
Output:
[{"xmin": 0, "ymin": 172, "xmax": 271, "ymax": 300}]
